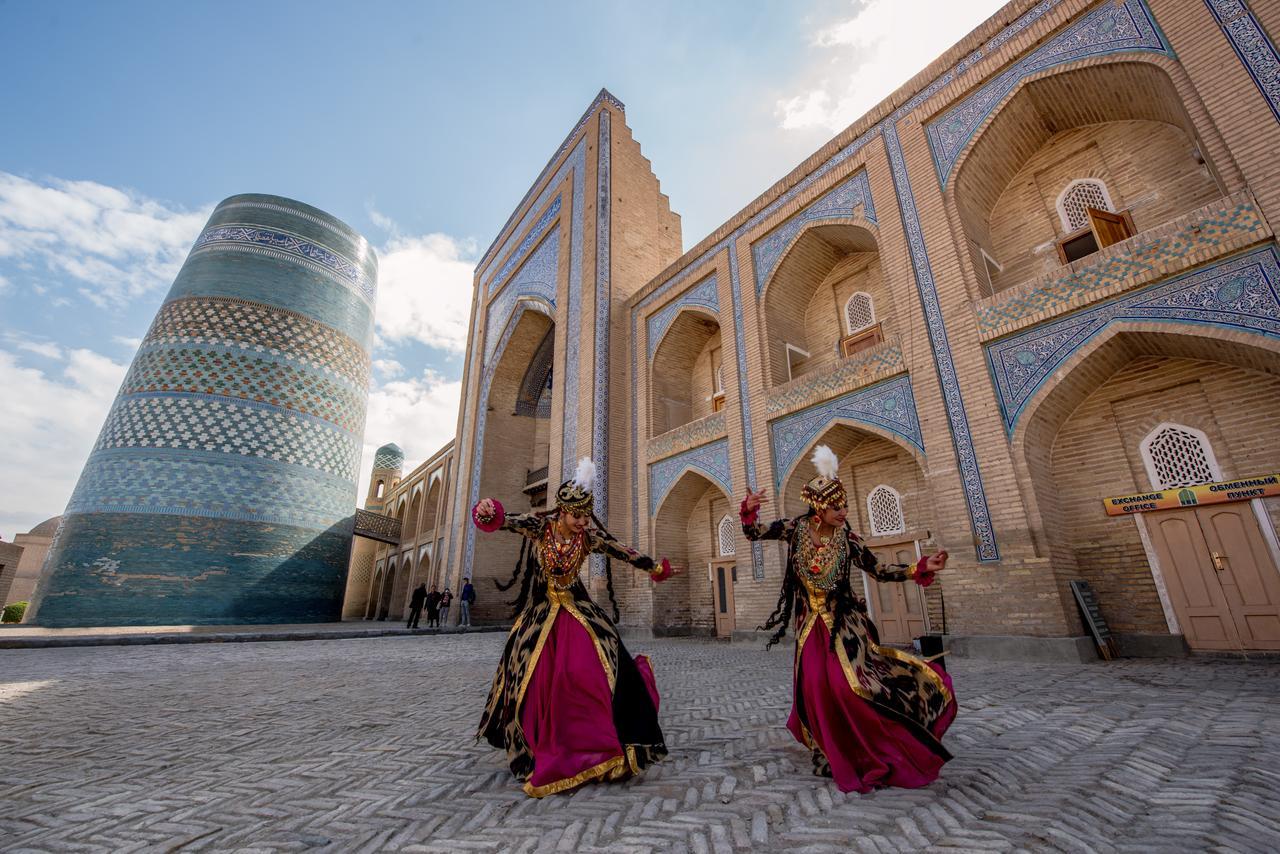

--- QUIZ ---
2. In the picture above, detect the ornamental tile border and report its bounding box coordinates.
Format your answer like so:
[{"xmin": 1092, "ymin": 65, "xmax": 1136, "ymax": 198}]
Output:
[
  {"xmin": 1204, "ymin": 0, "xmax": 1280, "ymax": 123},
  {"xmin": 927, "ymin": 0, "xmax": 1169, "ymax": 186},
  {"xmin": 974, "ymin": 191, "xmax": 1269, "ymax": 337},
  {"xmin": 751, "ymin": 170, "xmax": 877, "ymax": 295},
  {"xmin": 987, "ymin": 243, "xmax": 1280, "ymax": 434},
  {"xmin": 591, "ymin": 112, "xmax": 613, "ymax": 576},
  {"xmin": 647, "ymin": 413, "xmax": 729, "ymax": 463},
  {"xmin": 768, "ymin": 375, "xmax": 925, "ymax": 491},
  {"xmin": 484, "ymin": 227, "xmax": 560, "ymax": 364},
  {"xmin": 487, "ymin": 197, "xmax": 563, "ymax": 296},
  {"xmin": 648, "ymin": 438, "xmax": 732, "ymax": 515},
  {"xmin": 646, "ymin": 274, "xmax": 720, "ymax": 361},
  {"xmin": 190, "ymin": 225, "xmax": 377, "ymax": 306},
  {"xmin": 765, "ymin": 339, "xmax": 907, "ymax": 417}
]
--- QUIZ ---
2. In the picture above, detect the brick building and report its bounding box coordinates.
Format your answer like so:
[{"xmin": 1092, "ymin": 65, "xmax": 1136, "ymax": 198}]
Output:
[{"xmin": 349, "ymin": 0, "xmax": 1280, "ymax": 659}]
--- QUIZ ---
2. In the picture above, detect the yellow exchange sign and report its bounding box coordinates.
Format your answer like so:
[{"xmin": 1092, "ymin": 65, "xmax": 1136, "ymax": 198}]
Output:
[{"xmin": 1103, "ymin": 474, "xmax": 1280, "ymax": 516}]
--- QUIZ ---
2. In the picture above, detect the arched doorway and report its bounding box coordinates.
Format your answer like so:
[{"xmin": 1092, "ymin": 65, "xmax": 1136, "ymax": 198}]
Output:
[
  {"xmin": 650, "ymin": 310, "xmax": 724, "ymax": 436},
  {"xmin": 781, "ymin": 423, "xmax": 939, "ymax": 644},
  {"xmin": 365, "ymin": 563, "xmax": 384, "ymax": 620},
  {"xmin": 377, "ymin": 560, "xmax": 397, "ymax": 621},
  {"xmin": 949, "ymin": 60, "xmax": 1229, "ymax": 299},
  {"xmin": 652, "ymin": 469, "xmax": 734, "ymax": 637},
  {"xmin": 472, "ymin": 308, "xmax": 555, "ymax": 622},
  {"xmin": 1017, "ymin": 327, "xmax": 1280, "ymax": 651},
  {"xmin": 762, "ymin": 222, "xmax": 891, "ymax": 387}
]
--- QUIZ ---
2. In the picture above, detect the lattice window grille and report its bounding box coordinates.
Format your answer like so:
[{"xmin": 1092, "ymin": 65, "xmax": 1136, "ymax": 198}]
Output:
[
  {"xmin": 717, "ymin": 514, "xmax": 737, "ymax": 556},
  {"xmin": 1141, "ymin": 423, "xmax": 1221, "ymax": 489},
  {"xmin": 714, "ymin": 365, "xmax": 724, "ymax": 394},
  {"xmin": 1058, "ymin": 179, "xmax": 1114, "ymax": 231},
  {"xmin": 867, "ymin": 485, "xmax": 906, "ymax": 537},
  {"xmin": 845, "ymin": 292, "xmax": 875, "ymax": 334}
]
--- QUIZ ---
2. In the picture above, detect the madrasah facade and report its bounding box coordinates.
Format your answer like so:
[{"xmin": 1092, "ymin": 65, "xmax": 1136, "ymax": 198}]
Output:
[{"xmin": 345, "ymin": 0, "xmax": 1280, "ymax": 660}]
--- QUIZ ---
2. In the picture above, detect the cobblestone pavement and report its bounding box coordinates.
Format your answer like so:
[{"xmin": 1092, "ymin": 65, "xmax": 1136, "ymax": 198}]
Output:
[{"xmin": 2, "ymin": 635, "xmax": 1278, "ymax": 853}]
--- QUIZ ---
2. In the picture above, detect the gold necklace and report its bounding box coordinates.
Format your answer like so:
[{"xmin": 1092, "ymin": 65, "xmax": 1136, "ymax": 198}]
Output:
[
  {"xmin": 795, "ymin": 517, "xmax": 845, "ymax": 591},
  {"xmin": 539, "ymin": 523, "xmax": 587, "ymax": 589}
]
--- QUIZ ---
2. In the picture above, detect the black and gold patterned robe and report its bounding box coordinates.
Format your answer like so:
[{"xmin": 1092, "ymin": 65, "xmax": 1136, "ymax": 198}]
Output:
[
  {"xmin": 744, "ymin": 514, "xmax": 954, "ymax": 760},
  {"xmin": 476, "ymin": 510, "xmax": 667, "ymax": 793}
]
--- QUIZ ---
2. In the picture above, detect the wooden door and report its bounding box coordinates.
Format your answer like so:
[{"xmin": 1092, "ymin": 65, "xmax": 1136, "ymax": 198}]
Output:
[
  {"xmin": 868, "ymin": 541, "xmax": 927, "ymax": 644},
  {"xmin": 1148, "ymin": 505, "xmax": 1280, "ymax": 650},
  {"xmin": 711, "ymin": 559, "xmax": 736, "ymax": 638},
  {"xmin": 1086, "ymin": 207, "xmax": 1135, "ymax": 248},
  {"xmin": 1198, "ymin": 505, "xmax": 1280, "ymax": 649}
]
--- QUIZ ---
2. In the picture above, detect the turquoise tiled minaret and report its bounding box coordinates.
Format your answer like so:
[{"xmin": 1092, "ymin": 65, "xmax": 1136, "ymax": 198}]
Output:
[{"xmin": 27, "ymin": 194, "xmax": 377, "ymax": 626}]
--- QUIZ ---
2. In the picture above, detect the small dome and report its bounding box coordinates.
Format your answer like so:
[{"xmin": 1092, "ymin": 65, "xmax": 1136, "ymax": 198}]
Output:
[
  {"xmin": 373, "ymin": 443, "xmax": 404, "ymax": 471},
  {"xmin": 28, "ymin": 516, "xmax": 62, "ymax": 537}
]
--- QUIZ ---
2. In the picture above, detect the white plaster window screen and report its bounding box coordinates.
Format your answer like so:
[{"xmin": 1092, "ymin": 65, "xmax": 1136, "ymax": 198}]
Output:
[
  {"xmin": 844, "ymin": 292, "xmax": 875, "ymax": 334},
  {"xmin": 1140, "ymin": 423, "xmax": 1222, "ymax": 489},
  {"xmin": 717, "ymin": 513, "xmax": 737, "ymax": 556},
  {"xmin": 714, "ymin": 365, "xmax": 724, "ymax": 394},
  {"xmin": 1057, "ymin": 179, "xmax": 1115, "ymax": 232},
  {"xmin": 867, "ymin": 485, "xmax": 906, "ymax": 537}
]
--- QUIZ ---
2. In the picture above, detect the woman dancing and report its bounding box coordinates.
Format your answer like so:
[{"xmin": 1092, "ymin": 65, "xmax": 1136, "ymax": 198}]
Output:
[
  {"xmin": 740, "ymin": 445, "xmax": 956, "ymax": 793},
  {"xmin": 471, "ymin": 458, "xmax": 674, "ymax": 797}
]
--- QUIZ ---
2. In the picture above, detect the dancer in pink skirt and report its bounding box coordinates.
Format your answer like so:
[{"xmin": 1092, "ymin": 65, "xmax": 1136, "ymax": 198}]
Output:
[
  {"xmin": 472, "ymin": 458, "xmax": 673, "ymax": 797},
  {"xmin": 741, "ymin": 445, "xmax": 956, "ymax": 793}
]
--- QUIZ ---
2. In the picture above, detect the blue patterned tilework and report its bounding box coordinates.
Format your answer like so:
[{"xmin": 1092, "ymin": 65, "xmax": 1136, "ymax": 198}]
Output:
[
  {"xmin": 484, "ymin": 227, "xmax": 560, "ymax": 364},
  {"xmin": 121, "ymin": 344, "xmax": 367, "ymax": 433},
  {"xmin": 648, "ymin": 413, "xmax": 728, "ymax": 463},
  {"xmin": 648, "ymin": 438, "xmax": 733, "ymax": 515},
  {"xmin": 988, "ymin": 244, "xmax": 1280, "ymax": 434},
  {"xmin": 883, "ymin": 123, "xmax": 999, "ymax": 562},
  {"xmin": 1205, "ymin": 0, "xmax": 1280, "ymax": 122},
  {"xmin": 32, "ymin": 513, "xmax": 354, "ymax": 627},
  {"xmin": 373, "ymin": 443, "xmax": 404, "ymax": 472},
  {"xmin": 487, "ymin": 197, "xmax": 563, "ymax": 296},
  {"xmin": 67, "ymin": 448, "xmax": 357, "ymax": 530},
  {"xmin": 646, "ymin": 274, "xmax": 720, "ymax": 361},
  {"xmin": 143, "ymin": 297, "xmax": 370, "ymax": 390},
  {"xmin": 751, "ymin": 171, "xmax": 877, "ymax": 295},
  {"xmin": 95, "ymin": 393, "xmax": 360, "ymax": 480},
  {"xmin": 768, "ymin": 375, "xmax": 924, "ymax": 490},
  {"xmin": 927, "ymin": 0, "xmax": 1169, "ymax": 186},
  {"xmin": 191, "ymin": 225, "xmax": 376, "ymax": 306},
  {"xmin": 765, "ymin": 341, "xmax": 906, "ymax": 416},
  {"xmin": 27, "ymin": 195, "xmax": 374, "ymax": 627},
  {"xmin": 591, "ymin": 111, "xmax": 613, "ymax": 576}
]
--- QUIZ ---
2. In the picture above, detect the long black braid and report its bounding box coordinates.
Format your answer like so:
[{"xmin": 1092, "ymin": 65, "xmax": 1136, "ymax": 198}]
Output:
[
  {"xmin": 758, "ymin": 509, "xmax": 813, "ymax": 649},
  {"xmin": 590, "ymin": 511, "xmax": 623, "ymax": 624}
]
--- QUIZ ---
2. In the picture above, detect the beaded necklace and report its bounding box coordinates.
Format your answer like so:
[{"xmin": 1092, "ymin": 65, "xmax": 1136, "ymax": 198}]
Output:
[
  {"xmin": 538, "ymin": 521, "xmax": 588, "ymax": 589},
  {"xmin": 794, "ymin": 516, "xmax": 846, "ymax": 591}
]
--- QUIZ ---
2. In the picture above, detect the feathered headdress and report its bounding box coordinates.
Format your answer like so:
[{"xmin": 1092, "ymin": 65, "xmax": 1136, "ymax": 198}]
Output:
[
  {"xmin": 556, "ymin": 457, "xmax": 597, "ymax": 513},
  {"xmin": 801, "ymin": 444, "xmax": 847, "ymax": 511}
]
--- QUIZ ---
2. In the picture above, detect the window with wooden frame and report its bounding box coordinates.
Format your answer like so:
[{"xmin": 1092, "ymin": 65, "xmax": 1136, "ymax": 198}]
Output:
[
  {"xmin": 785, "ymin": 343, "xmax": 810, "ymax": 382},
  {"xmin": 1054, "ymin": 180, "xmax": 1134, "ymax": 264},
  {"xmin": 839, "ymin": 292, "xmax": 882, "ymax": 357},
  {"xmin": 711, "ymin": 347, "xmax": 726, "ymax": 412}
]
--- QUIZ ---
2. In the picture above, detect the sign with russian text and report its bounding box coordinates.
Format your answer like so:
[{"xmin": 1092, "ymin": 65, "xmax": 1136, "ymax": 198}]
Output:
[{"xmin": 1103, "ymin": 474, "xmax": 1280, "ymax": 516}]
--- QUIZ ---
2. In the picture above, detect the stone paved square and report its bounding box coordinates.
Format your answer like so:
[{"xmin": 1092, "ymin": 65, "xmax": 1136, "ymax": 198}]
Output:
[{"xmin": 2, "ymin": 635, "xmax": 1279, "ymax": 852}]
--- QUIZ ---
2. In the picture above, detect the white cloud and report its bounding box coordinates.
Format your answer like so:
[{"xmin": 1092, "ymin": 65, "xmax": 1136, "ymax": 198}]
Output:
[
  {"xmin": 777, "ymin": 0, "xmax": 1009, "ymax": 132},
  {"xmin": 358, "ymin": 369, "xmax": 462, "ymax": 497},
  {"xmin": 0, "ymin": 347, "xmax": 128, "ymax": 538},
  {"xmin": 375, "ymin": 232, "xmax": 477, "ymax": 354},
  {"xmin": 112, "ymin": 335, "xmax": 143, "ymax": 352},
  {"xmin": 0, "ymin": 172, "xmax": 210, "ymax": 308},
  {"xmin": 0, "ymin": 273, "xmax": 10, "ymax": 295},
  {"xmin": 372, "ymin": 358, "xmax": 405, "ymax": 378}
]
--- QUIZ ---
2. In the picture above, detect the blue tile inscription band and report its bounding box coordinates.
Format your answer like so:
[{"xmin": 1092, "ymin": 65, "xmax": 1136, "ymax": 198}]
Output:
[{"xmin": 1204, "ymin": 0, "xmax": 1280, "ymax": 123}]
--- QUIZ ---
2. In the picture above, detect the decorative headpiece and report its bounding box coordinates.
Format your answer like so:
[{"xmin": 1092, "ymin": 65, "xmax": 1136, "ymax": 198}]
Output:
[
  {"xmin": 800, "ymin": 445, "xmax": 847, "ymax": 511},
  {"xmin": 555, "ymin": 457, "xmax": 596, "ymax": 514}
]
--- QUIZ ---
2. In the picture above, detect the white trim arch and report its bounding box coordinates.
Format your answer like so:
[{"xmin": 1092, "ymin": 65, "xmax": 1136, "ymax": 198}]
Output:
[
  {"xmin": 1055, "ymin": 178, "xmax": 1116, "ymax": 232},
  {"xmin": 844, "ymin": 291, "xmax": 876, "ymax": 335},
  {"xmin": 866, "ymin": 484, "xmax": 906, "ymax": 537},
  {"xmin": 1139, "ymin": 422, "xmax": 1222, "ymax": 490}
]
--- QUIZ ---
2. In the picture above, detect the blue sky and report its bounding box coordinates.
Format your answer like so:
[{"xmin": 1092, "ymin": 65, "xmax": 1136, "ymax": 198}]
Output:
[{"xmin": 0, "ymin": 0, "xmax": 1007, "ymax": 537}]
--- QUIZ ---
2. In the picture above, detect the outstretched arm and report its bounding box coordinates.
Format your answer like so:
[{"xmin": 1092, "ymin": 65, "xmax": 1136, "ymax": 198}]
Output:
[
  {"xmin": 471, "ymin": 498, "xmax": 543, "ymax": 540},
  {"xmin": 739, "ymin": 487, "xmax": 797, "ymax": 542},
  {"xmin": 587, "ymin": 531, "xmax": 674, "ymax": 582},
  {"xmin": 850, "ymin": 534, "xmax": 947, "ymax": 587}
]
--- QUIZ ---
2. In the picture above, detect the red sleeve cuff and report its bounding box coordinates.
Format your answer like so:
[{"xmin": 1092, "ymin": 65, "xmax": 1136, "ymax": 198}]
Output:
[
  {"xmin": 472, "ymin": 499, "xmax": 505, "ymax": 532},
  {"xmin": 913, "ymin": 555, "xmax": 935, "ymax": 587},
  {"xmin": 739, "ymin": 497, "xmax": 758, "ymax": 527},
  {"xmin": 650, "ymin": 557, "xmax": 674, "ymax": 583}
]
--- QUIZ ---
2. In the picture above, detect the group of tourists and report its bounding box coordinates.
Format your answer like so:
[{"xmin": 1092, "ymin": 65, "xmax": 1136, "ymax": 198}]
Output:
[{"xmin": 469, "ymin": 449, "xmax": 956, "ymax": 798}]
